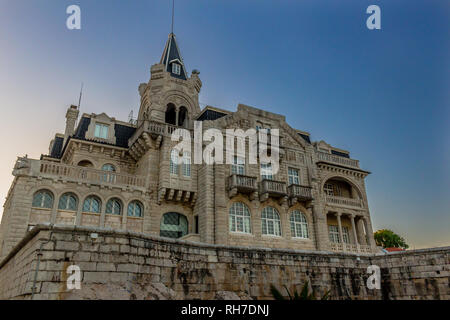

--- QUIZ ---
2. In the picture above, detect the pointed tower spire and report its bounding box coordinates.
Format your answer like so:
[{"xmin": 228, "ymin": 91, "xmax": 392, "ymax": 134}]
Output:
[{"xmin": 160, "ymin": 33, "xmax": 188, "ymax": 80}]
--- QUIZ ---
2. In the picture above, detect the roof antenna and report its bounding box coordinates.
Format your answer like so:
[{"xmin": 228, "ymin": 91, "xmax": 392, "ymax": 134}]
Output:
[
  {"xmin": 171, "ymin": 0, "xmax": 175, "ymax": 34},
  {"xmin": 78, "ymin": 82, "xmax": 84, "ymax": 109}
]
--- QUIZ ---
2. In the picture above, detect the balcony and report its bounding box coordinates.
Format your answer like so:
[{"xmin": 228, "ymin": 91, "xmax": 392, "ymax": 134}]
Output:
[
  {"xmin": 13, "ymin": 158, "xmax": 147, "ymax": 191},
  {"xmin": 228, "ymin": 174, "xmax": 258, "ymax": 198},
  {"xmin": 317, "ymin": 151, "xmax": 359, "ymax": 169},
  {"xmin": 288, "ymin": 184, "xmax": 313, "ymax": 202},
  {"xmin": 128, "ymin": 120, "xmax": 191, "ymax": 159},
  {"xmin": 259, "ymin": 179, "xmax": 287, "ymax": 201},
  {"xmin": 325, "ymin": 195, "xmax": 364, "ymax": 209}
]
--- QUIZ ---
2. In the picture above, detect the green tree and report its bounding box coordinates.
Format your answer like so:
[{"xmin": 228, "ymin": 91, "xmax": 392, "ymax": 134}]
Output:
[{"xmin": 374, "ymin": 229, "xmax": 409, "ymax": 249}]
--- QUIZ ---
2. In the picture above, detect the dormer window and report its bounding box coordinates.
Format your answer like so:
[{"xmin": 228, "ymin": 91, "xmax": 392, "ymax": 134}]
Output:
[
  {"xmin": 172, "ymin": 63, "xmax": 181, "ymax": 75},
  {"xmin": 95, "ymin": 123, "xmax": 109, "ymax": 139}
]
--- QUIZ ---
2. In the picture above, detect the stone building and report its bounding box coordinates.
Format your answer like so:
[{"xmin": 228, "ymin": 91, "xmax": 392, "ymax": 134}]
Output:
[{"xmin": 0, "ymin": 33, "xmax": 377, "ymax": 261}]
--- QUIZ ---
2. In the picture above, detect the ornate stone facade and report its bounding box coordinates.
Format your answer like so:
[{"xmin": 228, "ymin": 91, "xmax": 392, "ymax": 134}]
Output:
[{"xmin": 0, "ymin": 33, "xmax": 377, "ymax": 261}]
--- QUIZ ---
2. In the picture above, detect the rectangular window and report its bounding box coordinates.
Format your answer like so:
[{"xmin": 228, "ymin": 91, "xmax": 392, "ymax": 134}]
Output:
[
  {"xmin": 170, "ymin": 150, "xmax": 179, "ymax": 175},
  {"xmin": 288, "ymin": 167, "xmax": 300, "ymax": 185},
  {"xmin": 342, "ymin": 226, "xmax": 350, "ymax": 244},
  {"xmin": 172, "ymin": 63, "xmax": 181, "ymax": 75},
  {"xmin": 232, "ymin": 156, "xmax": 245, "ymax": 175},
  {"xmin": 328, "ymin": 225, "xmax": 340, "ymax": 243},
  {"xmin": 182, "ymin": 152, "xmax": 191, "ymax": 177},
  {"xmin": 94, "ymin": 123, "xmax": 109, "ymax": 139},
  {"xmin": 260, "ymin": 162, "xmax": 273, "ymax": 180}
]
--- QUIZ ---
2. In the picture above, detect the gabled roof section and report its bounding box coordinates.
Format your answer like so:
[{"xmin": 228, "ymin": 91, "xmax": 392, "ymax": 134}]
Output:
[{"xmin": 160, "ymin": 33, "xmax": 188, "ymax": 80}]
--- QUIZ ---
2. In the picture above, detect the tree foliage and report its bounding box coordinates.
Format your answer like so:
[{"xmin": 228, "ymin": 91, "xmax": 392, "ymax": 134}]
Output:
[{"xmin": 374, "ymin": 229, "xmax": 409, "ymax": 249}]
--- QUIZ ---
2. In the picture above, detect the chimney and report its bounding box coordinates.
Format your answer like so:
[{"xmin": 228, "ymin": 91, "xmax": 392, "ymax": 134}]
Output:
[{"xmin": 64, "ymin": 105, "xmax": 79, "ymax": 146}]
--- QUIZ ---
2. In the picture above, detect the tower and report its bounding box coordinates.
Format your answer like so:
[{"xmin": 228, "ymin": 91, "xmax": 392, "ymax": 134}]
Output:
[{"xmin": 137, "ymin": 33, "xmax": 202, "ymax": 128}]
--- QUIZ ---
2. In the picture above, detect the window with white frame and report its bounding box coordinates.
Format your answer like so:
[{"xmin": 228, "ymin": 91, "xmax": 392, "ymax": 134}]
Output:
[
  {"xmin": 260, "ymin": 162, "xmax": 273, "ymax": 180},
  {"xmin": 232, "ymin": 156, "xmax": 245, "ymax": 175},
  {"xmin": 182, "ymin": 151, "xmax": 191, "ymax": 177},
  {"xmin": 172, "ymin": 63, "xmax": 181, "ymax": 75},
  {"xmin": 288, "ymin": 167, "xmax": 300, "ymax": 185},
  {"xmin": 229, "ymin": 202, "xmax": 251, "ymax": 234},
  {"xmin": 261, "ymin": 207, "xmax": 281, "ymax": 236},
  {"xmin": 170, "ymin": 149, "xmax": 179, "ymax": 174},
  {"xmin": 94, "ymin": 123, "xmax": 109, "ymax": 139},
  {"xmin": 290, "ymin": 210, "xmax": 309, "ymax": 239},
  {"xmin": 328, "ymin": 225, "xmax": 340, "ymax": 243}
]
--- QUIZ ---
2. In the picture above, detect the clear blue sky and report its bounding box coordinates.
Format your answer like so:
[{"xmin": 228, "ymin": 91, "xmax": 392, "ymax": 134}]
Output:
[{"xmin": 0, "ymin": 0, "xmax": 448, "ymax": 248}]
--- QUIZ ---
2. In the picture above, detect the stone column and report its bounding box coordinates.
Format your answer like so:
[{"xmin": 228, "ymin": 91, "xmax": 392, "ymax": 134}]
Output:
[
  {"xmin": 336, "ymin": 212, "xmax": 344, "ymax": 244},
  {"xmin": 75, "ymin": 204, "xmax": 83, "ymax": 226},
  {"xmin": 363, "ymin": 216, "xmax": 376, "ymax": 248},
  {"xmin": 311, "ymin": 204, "xmax": 328, "ymax": 251},
  {"xmin": 100, "ymin": 204, "xmax": 107, "ymax": 228},
  {"xmin": 351, "ymin": 214, "xmax": 359, "ymax": 246},
  {"xmin": 356, "ymin": 217, "xmax": 367, "ymax": 245}
]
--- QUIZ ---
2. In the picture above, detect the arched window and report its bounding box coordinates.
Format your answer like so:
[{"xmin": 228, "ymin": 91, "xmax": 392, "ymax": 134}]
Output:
[
  {"xmin": 290, "ymin": 210, "xmax": 309, "ymax": 239},
  {"xmin": 32, "ymin": 190, "xmax": 54, "ymax": 209},
  {"xmin": 58, "ymin": 193, "xmax": 78, "ymax": 211},
  {"xmin": 165, "ymin": 103, "xmax": 176, "ymax": 125},
  {"xmin": 127, "ymin": 201, "xmax": 143, "ymax": 217},
  {"xmin": 261, "ymin": 207, "xmax": 281, "ymax": 236},
  {"xmin": 229, "ymin": 202, "xmax": 251, "ymax": 233},
  {"xmin": 78, "ymin": 160, "xmax": 93, "ymax": 168},
  {"xmin": 83, "ymin": 196, "xmax": 101, "ymax": 213},
  {"xmin": 101, "ymin": 164, "xmax": 116, "ymax": 172},
  {"xmin": 178, "ymin": 106, "xmax": 188, "ymax": 127},
  {"xmin": 160, "ymin": 212, "xmax": 188, "ymax": 239},
  {"xmin": 170, "ymin": 149, "xmax": 179, "ymax": 174},
  {"xmin": 106, "ymin": 198, "xmax": 122, "ymax": 215}
]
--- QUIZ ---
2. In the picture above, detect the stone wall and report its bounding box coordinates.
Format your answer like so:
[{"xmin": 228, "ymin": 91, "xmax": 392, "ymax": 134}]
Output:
[{"xmin": 0, "ymin": 225, "xmax": 448, "ymax": 300}]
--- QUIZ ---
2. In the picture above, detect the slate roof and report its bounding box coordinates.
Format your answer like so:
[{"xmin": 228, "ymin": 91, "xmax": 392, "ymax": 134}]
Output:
[
  {"xmin": 50, "ymin": 136, "xmax": 64, "ymax": 158},
  {"xmin": 160, "ymin": 33, "xmax": 188, "ymax": 80},
  {"xmin": 197, "ymin": 109, "xmax": 228, "ymax": 121},
  {"xmin": 297, "ymin": 133, "xmax": 311, "ymax": 144},
  {"xmin": 331, "ymin": 150, "xmax": 350, "ymax": 158}
]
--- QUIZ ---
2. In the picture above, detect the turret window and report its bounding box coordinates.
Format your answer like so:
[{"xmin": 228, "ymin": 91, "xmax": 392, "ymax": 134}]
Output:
[
  {"xmin": 170, "ymin": 149, "xmax": 179, "ymax": 174},
  {"xmin": 172, "ymin": 63, "xmax": 181, "ymax": 75}
]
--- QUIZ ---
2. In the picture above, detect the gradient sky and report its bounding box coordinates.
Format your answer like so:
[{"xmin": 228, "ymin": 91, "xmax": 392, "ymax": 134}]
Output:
[{"xmin": 0, "ymin": 0, "xmax": 448, "ymax": 248}]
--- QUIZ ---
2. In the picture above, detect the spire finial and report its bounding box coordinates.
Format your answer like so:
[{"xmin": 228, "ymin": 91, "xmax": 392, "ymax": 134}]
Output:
[
  {"xmin": 171, "ymin": 0, "xmax": 175, "ymax": 34},
  {"xmin": 78, "ymin": 82, "xmax": 83, "ymax": 109}
]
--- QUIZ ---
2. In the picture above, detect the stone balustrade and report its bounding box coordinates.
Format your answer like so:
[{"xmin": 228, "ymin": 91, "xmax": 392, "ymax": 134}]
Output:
[
  {"xmin": 228, "ymin": 174, "xmax": 257, "ymax": 193},
  {"xmin": 20, "ymin": 159, "xmax": 146, "ymax": 190},
  {"xmin": 288, "ymin": 184, "xmax": 313, "ymax": 201},
  {"xmin": 260, "ymin": 179, "xmax": 287, "ymax": 197},
  {"xmin": 317, "ymin": 151, "xmax": 359, "ymax": 168},
  {"xmin": 326, "ymin": 195, "xmax": 364, "ymax": 208}
]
